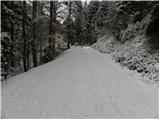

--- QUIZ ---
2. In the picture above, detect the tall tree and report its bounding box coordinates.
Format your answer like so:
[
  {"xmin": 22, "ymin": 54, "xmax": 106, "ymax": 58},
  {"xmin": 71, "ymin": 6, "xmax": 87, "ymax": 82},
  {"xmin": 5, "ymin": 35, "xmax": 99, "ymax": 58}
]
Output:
[
  {"xmin": 22, "ymin": 1, "xmax": 27, "ymax": 72},
  {"xmin": 26, "ymin": 25, "xmax": 30, "ymax": 69},
  {"xmin": 10, "ymin": 1, "xmax": 15, "ymax": 67},
  {"xmin": 48, "ymin": 1, "xmax": 55, "ymax": 58},
  {"xmin": 32, "ymin": 1, "xmax": 38, "ymax": 67},
  {"xmin": 39, "ymin": 2, "xmax": 44, "ymax": 64},
  {"xmin": 67, "ymin": 1, "xmax": 72, "ymax": 48},
  {"xmin": 86, "ymin": 1, "xmax": 100, "ymax": 45},
  {"xmin": 52, "ymin": 1, "xmax": 56, "ymax": 58}
]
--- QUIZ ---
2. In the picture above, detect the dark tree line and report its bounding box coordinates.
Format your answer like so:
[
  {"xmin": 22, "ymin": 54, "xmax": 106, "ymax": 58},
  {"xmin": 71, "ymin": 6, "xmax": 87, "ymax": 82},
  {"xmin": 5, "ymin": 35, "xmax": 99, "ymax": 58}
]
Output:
[{"xmin": 1, "ymin": 1, "xmax": 56, "ymax": 80}]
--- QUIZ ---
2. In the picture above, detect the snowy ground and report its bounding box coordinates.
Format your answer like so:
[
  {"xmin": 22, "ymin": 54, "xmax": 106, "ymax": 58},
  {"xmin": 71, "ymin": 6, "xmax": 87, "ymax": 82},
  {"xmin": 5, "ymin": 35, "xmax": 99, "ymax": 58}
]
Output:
[
  {"xmin": 92, "ymin": 35, "xmax": 159, "ymax": 85},
  {"xmin": 1, "ymin": 47, "xmax": 158, "ymax": 118}
]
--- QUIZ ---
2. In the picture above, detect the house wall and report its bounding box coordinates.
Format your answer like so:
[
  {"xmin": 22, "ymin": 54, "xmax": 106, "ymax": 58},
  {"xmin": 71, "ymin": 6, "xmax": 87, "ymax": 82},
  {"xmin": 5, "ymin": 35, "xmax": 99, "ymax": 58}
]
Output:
[
  {"xmin": 55, "ymin": 32, "xmax": 67, "ymax": 49},
  {"xmin": 42, "ymin": 30, "xmax": 67, "ymax": 51}
]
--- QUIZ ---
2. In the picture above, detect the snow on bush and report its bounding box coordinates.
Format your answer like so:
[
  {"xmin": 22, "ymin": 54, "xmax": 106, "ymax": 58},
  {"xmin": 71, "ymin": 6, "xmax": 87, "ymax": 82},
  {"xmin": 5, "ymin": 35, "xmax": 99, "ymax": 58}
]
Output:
[{"xmin": 92, "ymin": 34, "xmax": 159, "ymax": 86}]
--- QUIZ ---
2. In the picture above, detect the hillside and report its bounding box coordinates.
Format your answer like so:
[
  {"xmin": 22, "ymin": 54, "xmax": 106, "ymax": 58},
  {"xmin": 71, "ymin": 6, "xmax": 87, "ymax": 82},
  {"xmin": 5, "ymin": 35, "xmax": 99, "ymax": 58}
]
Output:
[
  {"xmin": 92, "ymin": 22, "xmax": 158, "ymax": 86},
  {"xmin": 92, "ymin": 1, "xmax": 159, "ymax": 86}
]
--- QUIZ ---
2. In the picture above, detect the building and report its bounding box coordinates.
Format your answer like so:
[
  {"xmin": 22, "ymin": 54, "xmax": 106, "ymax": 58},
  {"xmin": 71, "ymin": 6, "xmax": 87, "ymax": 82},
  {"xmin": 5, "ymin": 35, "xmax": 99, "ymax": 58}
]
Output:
[{"xmin": 54, "ymin": 23, "xmax": 67, "ymax": 49}]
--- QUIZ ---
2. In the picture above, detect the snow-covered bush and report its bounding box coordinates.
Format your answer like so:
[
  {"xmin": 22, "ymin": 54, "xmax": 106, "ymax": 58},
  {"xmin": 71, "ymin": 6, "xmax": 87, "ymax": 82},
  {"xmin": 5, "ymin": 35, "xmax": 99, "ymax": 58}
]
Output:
[
  {"xmin": 120, "ymin": 22, "xmax": 143, "ymax": 42},
  {"xmin": 93, "ymin": 33, "xmax": 158, "ymax": 85},
  {"xmin": 1, "ymin": 32, "xmax": 15, "ymax": 80}
]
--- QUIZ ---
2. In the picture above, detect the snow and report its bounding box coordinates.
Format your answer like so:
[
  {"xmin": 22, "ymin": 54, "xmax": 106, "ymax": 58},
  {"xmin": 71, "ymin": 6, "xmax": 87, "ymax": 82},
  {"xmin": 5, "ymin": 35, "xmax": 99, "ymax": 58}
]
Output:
[
  {"xmin": 2, "ymin": 47, "xmax": 158, "ymax": 118},
  {"xmin": 92, "ymin": 35, "xmax": 159, "ymax": 85},
  {"xmin": 82, "ymin": 46, "xmax": 90, "ymax": 49}
]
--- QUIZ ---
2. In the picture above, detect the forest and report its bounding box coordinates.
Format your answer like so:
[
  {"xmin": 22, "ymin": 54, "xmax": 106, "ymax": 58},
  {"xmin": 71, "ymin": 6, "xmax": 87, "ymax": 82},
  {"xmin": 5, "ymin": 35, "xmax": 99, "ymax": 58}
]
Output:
[
  {"xmin": 1, "ymin": 1, "xmax": 159, "ymax": 81},
  {"xmin": 1, "ymin": 0, "xmax": 159, "ymax": 118}
]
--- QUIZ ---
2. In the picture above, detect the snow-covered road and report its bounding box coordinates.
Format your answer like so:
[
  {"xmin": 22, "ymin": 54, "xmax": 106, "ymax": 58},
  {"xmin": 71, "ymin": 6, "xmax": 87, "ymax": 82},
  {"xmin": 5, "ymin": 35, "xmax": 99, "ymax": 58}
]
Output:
[{"xmin": 2, "ymin": 47, "xmax": 158, "ymax": 118}]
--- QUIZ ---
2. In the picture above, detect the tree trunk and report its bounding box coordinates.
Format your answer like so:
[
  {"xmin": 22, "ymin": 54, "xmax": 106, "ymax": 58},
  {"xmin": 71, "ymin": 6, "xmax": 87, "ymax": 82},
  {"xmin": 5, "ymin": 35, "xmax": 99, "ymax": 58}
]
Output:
[
  {"xmin": 11, "ymin": 1, "xmax": 14, "ymax": 67},
  {"xmin": 67, "ymin": 1, "xmax": 71, "ymax": 49},
  {"xmin": 23, "ymin": 1, "xmax": 27, "ymax": 72},
  {"xmin": 49, "ymin": 1, "xmax": 55, "ymax": 59},
  {"xmin": 32, "ymin": 1, "xmax": 37, "ymax": 67},
  {"xmin": 40, "ymin": 3, "xmax": 44, "ymax": 63},
  {"xmin": 53, "ymin": 1, "xmax": 56, "ymax": 58},
  {"xmin": 26, "ymin": 25, "xmax": 30, "ymax": 69},
  {"xmin": 40, "ymin": 22, "xmax": 43, "ymax": 63}
]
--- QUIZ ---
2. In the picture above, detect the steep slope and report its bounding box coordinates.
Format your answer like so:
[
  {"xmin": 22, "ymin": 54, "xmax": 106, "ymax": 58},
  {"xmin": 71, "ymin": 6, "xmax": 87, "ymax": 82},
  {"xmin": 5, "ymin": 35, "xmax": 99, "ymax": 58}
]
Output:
[{"xmin": 92, "ymin": 35, "xmax": 159, "ymax": 86}]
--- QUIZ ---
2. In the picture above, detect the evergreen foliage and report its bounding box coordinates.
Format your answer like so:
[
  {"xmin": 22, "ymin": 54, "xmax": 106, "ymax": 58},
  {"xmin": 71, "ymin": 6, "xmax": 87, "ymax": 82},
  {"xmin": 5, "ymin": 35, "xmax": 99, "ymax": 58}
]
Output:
[{"xmin": 1, "ymin": 1, "xmax": 159, "ymax": 80}]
